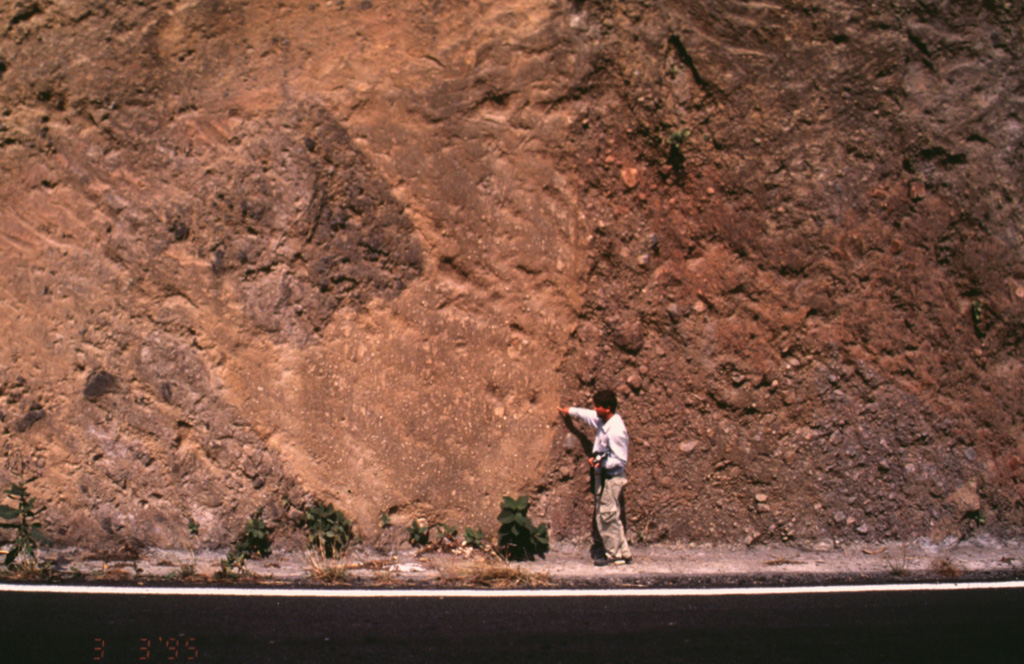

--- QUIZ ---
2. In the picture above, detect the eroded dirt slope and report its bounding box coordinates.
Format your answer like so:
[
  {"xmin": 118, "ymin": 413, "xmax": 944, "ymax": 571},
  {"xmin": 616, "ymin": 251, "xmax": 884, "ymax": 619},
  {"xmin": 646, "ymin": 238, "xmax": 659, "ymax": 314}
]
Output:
[{"xmin": 0, "ymin": 0, "xmax": 1022, "ymax": 552}]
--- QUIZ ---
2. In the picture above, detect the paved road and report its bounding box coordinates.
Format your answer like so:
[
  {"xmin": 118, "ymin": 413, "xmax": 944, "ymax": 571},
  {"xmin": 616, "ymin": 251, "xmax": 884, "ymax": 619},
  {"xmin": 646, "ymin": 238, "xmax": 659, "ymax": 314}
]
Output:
[{"xmin": 2, "ymin": 583, "xmax": 1021, "ymax": 663}]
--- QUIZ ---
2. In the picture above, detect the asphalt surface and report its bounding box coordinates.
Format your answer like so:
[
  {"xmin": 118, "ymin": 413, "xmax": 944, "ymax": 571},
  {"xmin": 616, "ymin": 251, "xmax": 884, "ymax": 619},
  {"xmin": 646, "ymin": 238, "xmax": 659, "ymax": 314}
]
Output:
[{"xmin": 2, "ymin": 583, "xmax": 1023, "ymax": 662}]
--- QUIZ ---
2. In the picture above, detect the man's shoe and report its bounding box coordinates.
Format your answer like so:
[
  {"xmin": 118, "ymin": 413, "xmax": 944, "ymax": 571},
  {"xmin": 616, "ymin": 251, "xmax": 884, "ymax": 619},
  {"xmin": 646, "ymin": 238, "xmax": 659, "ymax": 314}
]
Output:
[{"xmin": 594, "ymin": 557, "xmax": 631, "ymax": 567}]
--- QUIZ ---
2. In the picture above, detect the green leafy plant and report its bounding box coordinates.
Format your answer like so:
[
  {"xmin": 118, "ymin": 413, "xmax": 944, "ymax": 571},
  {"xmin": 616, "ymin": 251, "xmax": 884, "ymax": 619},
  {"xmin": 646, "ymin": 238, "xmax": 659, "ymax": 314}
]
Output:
[
  {"xmin": 434, "ymin": 523, "xmax": 458, "ymax": 551},
  {"xmin": 379, "ymin": 510, "xmax": 392, "ymax": 528},
  {"xmin": 303, "ymin": 501, "xmax": 353, "ymax": 558},
  {"xmin": 661, "ymin": 128, "xmax": 690, "ymax": 172},
  {"xmin": 464, "ymin": 527, "xmax": 486, "ymax": 549},
  {"xmin": 0, "ymin": 481, "xmax": 50, "ymax": 567},
  {"xmin": 220, "ymin": 508, "xmax": 272, "ymax": 575},
  {"xmin": 666, "ymin": 128, "xmax": 691, "ymax": 148},
  {"xmin": 406, "ymin": 519, "xmax": 465, "ymax": 551},
  {"xmin": 497, "ymin": 495, "xmax": 549, "ymax": 561},
  {"xmin": 407, "ymin": 518, "xmax": 431, "ymax": 547}
]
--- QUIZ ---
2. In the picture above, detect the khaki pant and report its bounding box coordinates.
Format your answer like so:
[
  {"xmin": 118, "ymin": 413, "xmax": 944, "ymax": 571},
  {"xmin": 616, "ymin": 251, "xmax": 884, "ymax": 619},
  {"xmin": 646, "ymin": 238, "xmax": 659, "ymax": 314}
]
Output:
[{"xmin": 595, "ymin": 475, "xmax": 631, "ymax": 560}]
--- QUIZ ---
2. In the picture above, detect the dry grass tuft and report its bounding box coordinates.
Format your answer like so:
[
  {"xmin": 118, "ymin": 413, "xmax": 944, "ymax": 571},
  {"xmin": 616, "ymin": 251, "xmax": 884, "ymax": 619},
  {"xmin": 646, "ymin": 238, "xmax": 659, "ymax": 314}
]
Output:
[
  {"xmin": 929, "ymin": 557, "xmax": 963, "ymax": 579},
  {"xmin": 884, "ymin": 544, "xmax": 914, "ymax": 577},
  {"xmin": 0, "ymin": 559, "xmax": 55, "ymax": 581},
  {"xmin": 440, "ymin": 559, "xmax": 552, "ymax": 588},
  {"xmin": 304, "ymin": 548, "xmax": 353, "ymax": 584}
]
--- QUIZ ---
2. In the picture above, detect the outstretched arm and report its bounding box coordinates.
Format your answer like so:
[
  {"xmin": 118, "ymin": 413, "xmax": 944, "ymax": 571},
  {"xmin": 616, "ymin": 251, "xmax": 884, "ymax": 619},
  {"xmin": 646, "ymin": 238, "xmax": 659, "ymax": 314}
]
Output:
[{"xmin": 559, "ymin": 407, "xmax": 594, "ymax": 457}]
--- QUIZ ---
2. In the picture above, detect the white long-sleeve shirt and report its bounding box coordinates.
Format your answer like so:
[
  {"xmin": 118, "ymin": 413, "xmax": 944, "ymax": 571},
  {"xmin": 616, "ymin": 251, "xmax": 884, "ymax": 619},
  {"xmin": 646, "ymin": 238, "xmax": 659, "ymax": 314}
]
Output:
[{"xmin": 568, "ymin": 407, "xmax": 629, "ymax": 476}]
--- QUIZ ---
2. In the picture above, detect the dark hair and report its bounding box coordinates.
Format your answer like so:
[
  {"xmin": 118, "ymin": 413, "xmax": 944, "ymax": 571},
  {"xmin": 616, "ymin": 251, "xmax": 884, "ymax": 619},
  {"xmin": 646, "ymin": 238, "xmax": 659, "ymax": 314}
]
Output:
[{"xmin": 593, "ymin": 389, "xmax": 618, "ymax": 413}]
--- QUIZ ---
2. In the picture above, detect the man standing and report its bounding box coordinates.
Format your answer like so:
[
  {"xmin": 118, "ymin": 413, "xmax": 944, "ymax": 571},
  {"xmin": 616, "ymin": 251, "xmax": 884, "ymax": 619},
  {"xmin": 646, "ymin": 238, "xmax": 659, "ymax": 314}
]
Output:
[{"xmin": 559, "ymin": 389, "xmax": 632, "ymax": 566}]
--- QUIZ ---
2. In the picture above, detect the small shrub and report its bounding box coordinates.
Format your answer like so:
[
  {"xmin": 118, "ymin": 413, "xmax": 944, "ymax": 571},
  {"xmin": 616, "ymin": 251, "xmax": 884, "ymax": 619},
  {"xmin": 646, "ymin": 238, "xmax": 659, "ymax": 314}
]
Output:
[
  {"xmin": 303, "ymin": 501, "xmax": 353, "ymax": 558},
  {"xmin": 434, "ymin": 523, "xmax": 458, "ymax": 551},
  {"xmin": 464, "ymin": 527, "xmax": 486, "ymax": 549},
  {"xmin": 407, "ymin": 518, "xmax": 431, "ymax": 547},
  {"xmin": 407, "ymin": 519, "xmax": 466, "ymax": 551},
  {"xmin": 379, "ymin": 510, "xmax": 392, "ymax": 528},
  {"xmin": 220, "ymin": 508, "xmax": 272, "ymax": 575},
  {"xmin": 497, "ymin": 495, "xmax": 549, "ymax": 561},
  {"xmin": 0, "ymin": 480, "xmax": 49, "ymax": 567},
  {"xmin": 666, "ymin": 128, "xmax": 690, "ymax": 147}
]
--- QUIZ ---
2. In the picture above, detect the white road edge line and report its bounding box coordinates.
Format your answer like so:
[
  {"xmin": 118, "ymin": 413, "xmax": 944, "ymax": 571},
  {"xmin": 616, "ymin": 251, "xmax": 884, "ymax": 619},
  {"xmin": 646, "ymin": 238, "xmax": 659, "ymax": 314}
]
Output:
[{"xmin": 1, "ymin": 581, "xmax": 1023, "ymax": 598}]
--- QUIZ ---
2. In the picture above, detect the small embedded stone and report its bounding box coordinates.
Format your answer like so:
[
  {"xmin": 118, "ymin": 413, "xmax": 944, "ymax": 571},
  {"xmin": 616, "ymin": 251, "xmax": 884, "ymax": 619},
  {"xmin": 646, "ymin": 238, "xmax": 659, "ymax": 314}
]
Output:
[
  {"xmin": 620, "ymin": 166, "xmax": 639, "ymax": 189},
  {"xmin": 13, "ymin": 404, "xmax": 44, "ymax": 433},
  {"xmin": 84, "ymin": 370, "xmax": 118, "ymax": 401},
  {"xmin": 678, "ymin": 440, "xmax": 699, "ymax": 454}
]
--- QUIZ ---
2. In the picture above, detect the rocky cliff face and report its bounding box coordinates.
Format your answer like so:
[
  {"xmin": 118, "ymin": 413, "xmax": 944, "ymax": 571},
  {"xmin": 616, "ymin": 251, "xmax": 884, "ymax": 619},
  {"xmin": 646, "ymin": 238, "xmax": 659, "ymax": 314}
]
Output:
[{"xmin": 1, "ymin": 0, "xmax": 1022, "ymax": 553}]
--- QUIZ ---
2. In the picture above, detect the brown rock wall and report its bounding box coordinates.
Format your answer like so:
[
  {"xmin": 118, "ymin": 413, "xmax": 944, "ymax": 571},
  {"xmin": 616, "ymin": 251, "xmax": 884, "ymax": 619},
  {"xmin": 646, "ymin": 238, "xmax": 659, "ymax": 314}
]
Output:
[{"xmin": 0, "ymin": 0, "xmax": 1022, "ymax": 552}]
